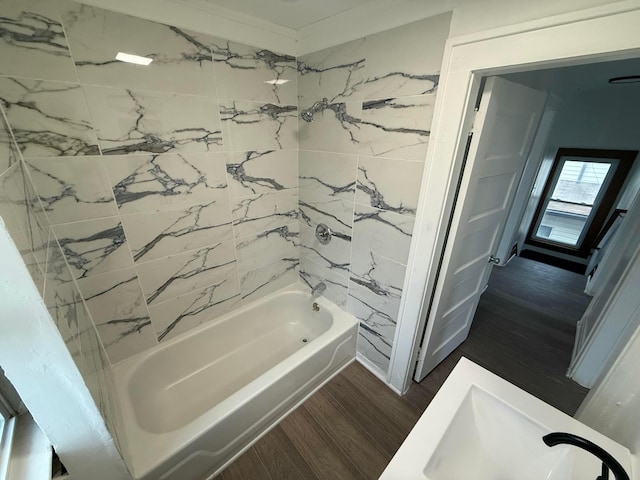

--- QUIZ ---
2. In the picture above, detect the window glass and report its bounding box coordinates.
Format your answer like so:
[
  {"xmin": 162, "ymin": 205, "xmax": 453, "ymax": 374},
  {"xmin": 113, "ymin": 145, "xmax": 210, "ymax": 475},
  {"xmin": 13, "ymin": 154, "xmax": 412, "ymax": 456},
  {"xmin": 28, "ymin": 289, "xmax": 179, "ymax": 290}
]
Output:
[{"xmin": 535, "ymin": 160, "xmax": 611, "ymax": 246}]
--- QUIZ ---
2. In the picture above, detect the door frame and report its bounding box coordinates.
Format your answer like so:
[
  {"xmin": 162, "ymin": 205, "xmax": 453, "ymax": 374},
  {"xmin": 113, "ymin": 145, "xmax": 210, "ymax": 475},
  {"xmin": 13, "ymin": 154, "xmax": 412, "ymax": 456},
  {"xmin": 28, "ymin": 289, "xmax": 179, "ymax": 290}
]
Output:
[{"xmin": 389, "ymin": 1, "xmax": 640, "ymax": 394}]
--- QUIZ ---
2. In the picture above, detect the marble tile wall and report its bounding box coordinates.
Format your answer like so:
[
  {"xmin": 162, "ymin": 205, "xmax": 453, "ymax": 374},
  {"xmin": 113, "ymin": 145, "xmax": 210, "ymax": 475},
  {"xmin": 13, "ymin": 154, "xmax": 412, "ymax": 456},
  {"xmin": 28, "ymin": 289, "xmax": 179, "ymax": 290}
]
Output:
[
  {"xmin": 297, "ymin": 14, "xmax": 451, "ymax": 375},
  {"xmin": 0, "ymin": 0, "xmax": 300, "ymax": 443},
  {"xmin": 1, "ymin": 0, "xmax": 451, "ymax": 412}
]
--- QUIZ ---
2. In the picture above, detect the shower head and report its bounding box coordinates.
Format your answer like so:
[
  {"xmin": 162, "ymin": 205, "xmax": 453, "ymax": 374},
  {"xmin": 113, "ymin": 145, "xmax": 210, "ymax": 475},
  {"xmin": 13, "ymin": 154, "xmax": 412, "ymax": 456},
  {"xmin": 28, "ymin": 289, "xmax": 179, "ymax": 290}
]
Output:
[
  {"xmin": 301, "ymin": 109, "xmax": 315, "ymax": 122},
  {"xmin": 300, "ymin": 98, "xmax": 329, "ymax": 123}
]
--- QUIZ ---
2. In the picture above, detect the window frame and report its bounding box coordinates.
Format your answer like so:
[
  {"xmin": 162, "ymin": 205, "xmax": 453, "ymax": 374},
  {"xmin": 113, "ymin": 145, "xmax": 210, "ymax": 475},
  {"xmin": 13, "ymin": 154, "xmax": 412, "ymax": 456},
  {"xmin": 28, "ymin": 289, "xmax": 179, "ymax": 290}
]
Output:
[{"xmin": 526, "ymin": 148, "xmax": 636, "ymax": 257}]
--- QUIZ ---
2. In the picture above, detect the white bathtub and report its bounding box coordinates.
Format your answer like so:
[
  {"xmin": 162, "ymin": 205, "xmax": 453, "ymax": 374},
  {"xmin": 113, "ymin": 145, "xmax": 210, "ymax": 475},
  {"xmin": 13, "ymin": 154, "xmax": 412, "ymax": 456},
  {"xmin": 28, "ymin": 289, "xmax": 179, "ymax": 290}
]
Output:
[{"xmin": 113, "ymin": 284, "xmax": 358, "ymax": 480}]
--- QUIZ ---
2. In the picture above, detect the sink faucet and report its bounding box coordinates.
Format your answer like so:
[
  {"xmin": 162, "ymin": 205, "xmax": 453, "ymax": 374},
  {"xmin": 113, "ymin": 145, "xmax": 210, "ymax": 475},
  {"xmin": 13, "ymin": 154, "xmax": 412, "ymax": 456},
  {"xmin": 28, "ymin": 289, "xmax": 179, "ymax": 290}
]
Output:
[
  {"xmin": 311, "ymin": 282, "xmax": 326, "ymax": 297},
  {"xmin": 543, "ymin": 432, "xmax": 629, "ymax": 480}
]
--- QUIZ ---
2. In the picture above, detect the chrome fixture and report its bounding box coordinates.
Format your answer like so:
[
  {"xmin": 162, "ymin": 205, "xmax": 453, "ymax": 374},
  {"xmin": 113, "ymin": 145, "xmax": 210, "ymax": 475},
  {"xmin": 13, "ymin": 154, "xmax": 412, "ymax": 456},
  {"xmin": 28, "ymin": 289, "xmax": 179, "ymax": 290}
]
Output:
[
  {"xmin": 543, "ymin": 432, "xmax": 629, "ymax": 480},
  {"xmin": 300, "ymin": 98, "xmax": 329, "ymax": 122},
  {"xmin": 488, "ymin": 254, "xmax": 501, "ymax": 265},
  {"xmin": 315, "ymin": 223, "xmax": 332, "ymax": 245},
  {"xmin": 311, "ymin": 282, "xmax": 327, "ymax": 297},
  {"xmin": 312, "ymin": 303, "xmax": 320, "ymax": 312}
]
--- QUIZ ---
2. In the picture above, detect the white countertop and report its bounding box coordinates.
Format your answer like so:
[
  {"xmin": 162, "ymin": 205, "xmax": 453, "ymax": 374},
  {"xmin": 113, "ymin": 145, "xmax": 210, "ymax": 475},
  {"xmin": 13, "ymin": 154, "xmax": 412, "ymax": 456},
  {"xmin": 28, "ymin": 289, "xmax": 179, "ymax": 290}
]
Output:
[{"xmin": 380, "ymin": 357, "xmax": 633, "ymax": 480}]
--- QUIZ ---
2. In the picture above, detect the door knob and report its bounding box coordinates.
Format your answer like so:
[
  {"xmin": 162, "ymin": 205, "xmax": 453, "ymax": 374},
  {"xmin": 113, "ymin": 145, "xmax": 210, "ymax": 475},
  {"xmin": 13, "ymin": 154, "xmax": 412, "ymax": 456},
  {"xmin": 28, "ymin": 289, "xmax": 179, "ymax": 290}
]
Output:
[{"xmin": 488, "ymin": 255, "xmax": 501, "ymax": 265}]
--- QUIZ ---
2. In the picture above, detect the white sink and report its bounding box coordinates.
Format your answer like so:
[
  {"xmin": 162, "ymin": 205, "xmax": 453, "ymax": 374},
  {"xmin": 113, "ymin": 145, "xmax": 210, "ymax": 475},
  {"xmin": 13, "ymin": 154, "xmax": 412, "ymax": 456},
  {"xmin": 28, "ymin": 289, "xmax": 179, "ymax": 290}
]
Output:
[{"xmin": 381, "ymin": 358, "xmax": 633, "ymax": 480}]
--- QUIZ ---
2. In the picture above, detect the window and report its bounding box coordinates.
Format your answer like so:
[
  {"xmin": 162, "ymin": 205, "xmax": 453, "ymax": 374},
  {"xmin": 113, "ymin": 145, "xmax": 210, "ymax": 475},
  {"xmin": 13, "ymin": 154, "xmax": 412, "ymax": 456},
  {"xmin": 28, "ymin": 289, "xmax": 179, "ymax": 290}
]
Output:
[
  {"xmin": 527, "ymin": 148, "xmax": 636, "ymax": 257},
  {"xmin": 0, "ymin": 369, "xmax": 21, "ymax": 480},
  {"xmin": 0, "ymin": 392, "xmax": 14, "ymax": 480}
]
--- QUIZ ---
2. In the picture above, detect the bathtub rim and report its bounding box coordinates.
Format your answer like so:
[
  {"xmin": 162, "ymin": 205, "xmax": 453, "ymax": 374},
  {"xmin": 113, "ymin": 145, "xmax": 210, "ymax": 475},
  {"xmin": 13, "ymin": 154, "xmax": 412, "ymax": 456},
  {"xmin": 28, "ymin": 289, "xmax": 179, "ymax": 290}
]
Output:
[{"xmin": 112, "ymin": 281, "xmax": 358, "ymax": 478}]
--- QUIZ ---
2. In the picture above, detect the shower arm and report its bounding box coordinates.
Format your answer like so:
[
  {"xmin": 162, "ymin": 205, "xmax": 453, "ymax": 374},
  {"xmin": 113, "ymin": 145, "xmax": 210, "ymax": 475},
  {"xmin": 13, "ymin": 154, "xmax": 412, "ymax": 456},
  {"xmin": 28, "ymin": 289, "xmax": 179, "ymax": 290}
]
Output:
[
  {"xmin": 309, "ymin": 98, "xmax": 329, "ymax": 113},
  {"xmin": 300, "ymin": 97, "xmax": 331, "ymax": 122}
]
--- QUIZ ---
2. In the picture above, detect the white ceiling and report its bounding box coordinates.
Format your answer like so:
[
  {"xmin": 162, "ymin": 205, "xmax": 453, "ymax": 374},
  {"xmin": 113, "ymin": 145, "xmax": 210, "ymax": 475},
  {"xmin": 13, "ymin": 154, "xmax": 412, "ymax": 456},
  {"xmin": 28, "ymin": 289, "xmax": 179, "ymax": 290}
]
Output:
[
  {"xmin": 504, "ymin": 58, "xmax": 640, "ymax": 96},
  {"xmin": 201, "ymin": 0, "xmax": 375, "ymax": 29}
]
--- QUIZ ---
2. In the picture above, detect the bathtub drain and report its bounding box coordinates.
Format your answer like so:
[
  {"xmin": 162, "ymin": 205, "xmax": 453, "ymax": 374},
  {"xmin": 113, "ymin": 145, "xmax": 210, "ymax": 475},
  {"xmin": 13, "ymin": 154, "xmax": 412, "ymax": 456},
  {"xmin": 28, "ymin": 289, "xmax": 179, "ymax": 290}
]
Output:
[{"xmin": 301, "ymin": 337, "xmax": 309, "ymax": 344}]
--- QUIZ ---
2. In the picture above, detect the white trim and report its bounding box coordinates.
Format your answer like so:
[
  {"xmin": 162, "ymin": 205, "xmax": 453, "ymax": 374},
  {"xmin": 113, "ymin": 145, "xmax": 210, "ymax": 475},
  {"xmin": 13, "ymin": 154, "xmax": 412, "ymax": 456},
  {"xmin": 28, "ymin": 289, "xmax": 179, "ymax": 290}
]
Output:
[
  {"xmin": 5, "ymin": 415, "xmax": 51, "ymax": 480},
  {"xmin": 389, "ymin": 0, "xmax": 640, "ymax": 394},
  {"xmin": 576, "ymin": 320, "xmax": 640, "ymax": 456},
  {"xmin": 0, "ymin": 417, "xmax": 16, "ymax": 480},
  {"xmin": 568, "ymin": 188, "xmax": 640, "ymax": 386},
  {"xmin": 355, "ymin": 354, "xmax": 403, "ymax": 395},
  {"xmin": 570, "ymin": 240, "xmax": 640, "ymax": 387}
]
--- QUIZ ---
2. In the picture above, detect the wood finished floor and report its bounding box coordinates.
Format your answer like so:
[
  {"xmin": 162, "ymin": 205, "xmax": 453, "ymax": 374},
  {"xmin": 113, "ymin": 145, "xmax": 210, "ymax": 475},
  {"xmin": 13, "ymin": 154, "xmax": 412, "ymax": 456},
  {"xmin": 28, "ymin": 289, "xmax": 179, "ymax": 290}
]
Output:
[{"xmin": 219, "ymin": 257, "xmax": 591, "ymax": 480}]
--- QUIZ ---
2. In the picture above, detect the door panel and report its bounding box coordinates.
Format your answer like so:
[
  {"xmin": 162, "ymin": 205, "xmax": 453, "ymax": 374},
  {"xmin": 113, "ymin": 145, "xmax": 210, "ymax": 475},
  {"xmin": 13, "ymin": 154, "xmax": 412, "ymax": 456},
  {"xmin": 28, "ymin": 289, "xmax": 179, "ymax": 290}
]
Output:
[{"xmin": 415, "ymin": 76, "xmax": 547, "ymax": 381}]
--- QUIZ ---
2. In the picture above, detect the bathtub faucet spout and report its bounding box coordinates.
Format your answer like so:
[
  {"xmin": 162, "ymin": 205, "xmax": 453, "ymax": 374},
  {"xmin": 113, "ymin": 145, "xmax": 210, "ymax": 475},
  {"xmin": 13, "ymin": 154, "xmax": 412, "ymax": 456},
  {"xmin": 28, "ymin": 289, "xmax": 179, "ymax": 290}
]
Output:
[{"xmin": 311, "ymin": 282, "xmax": 327, "ymax": 298}]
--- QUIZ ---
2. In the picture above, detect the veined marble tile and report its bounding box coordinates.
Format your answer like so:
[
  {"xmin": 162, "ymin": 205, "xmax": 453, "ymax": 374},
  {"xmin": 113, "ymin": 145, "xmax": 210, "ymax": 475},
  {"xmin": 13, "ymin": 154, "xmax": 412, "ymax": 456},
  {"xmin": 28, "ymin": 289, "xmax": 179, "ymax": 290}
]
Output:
[
  {"xmin": 219, "ymin": 100, "xmax": 297, "ymax": 151},
  {"xmin": 96, "ymin": 368, "xmax": 122, "ymax": 454},
  {"xmin": 0, "ymin": 78, "xmax": 99, "ymax": 157},
  {"xmin": 359, "ymin": 95, "xmax": 435, "ymax": 161},
  {"xmin": 77, "ymin": 309, "xmax": 110, "ymax": 377},
  {"xmin": 299, "ymin": 190, "xmax": 353, "ymax": 275},
  {"xmin": 240, "ymin": 257, "xmax": 298, "ymax": 302},
  {"xmin": 79, "ymin": 328, "xmax": 109, "ymax": 410},
  {"xmin": 59, "ymin": 1, "xmax": 216, "ymax": 96},
  {"xmin": 298, "ymin": 150, "xmax": 357, "ymax": 200},
  {"xmin": 76, "ymin": 267, "xmax": 156, "ymax": 364},
  {"xmin": 0, "ymin": 162, "xmax": 28, "ymax": 234},
  {"xmin": 11, "ymin": 229, "xmax": 45, "ymax": 295},
  {"xmin": 226, "ymin": 150, "xmax": 297, "ymax": 197},
  {"xmin": 212, "ymin": 40, "xmax": 296, "ymax": 104},
  {"xmin": 0, "ymin": 0, "xmax": 76, "ymax": 82},
  {"xmin": 357, "ymin": 323, "xmax": 392, "ymax": 373},
  {"xmin": 149, "ymin": 278, "xmax": 241, "ymax": 342},
  {"xmin": 348, "ymin": 282, "xmax": 399, "ymax": 347},
  {"xmin": 79, "ymin": 345, "xmax": 119, "ymax": 445},
  {"xmin": 297, "ymin": 38, "xmax": 366, "ymax": 104},
  {"xmin": 136, "ymin": 240, "xmax": 237, "ymax": 305},
  {"xmin": 0, "ymin": 162, "xmax": 48, "ymax": 285},
  {"xmin": 104, "ymin": 152, "xmax": 228, "ymax": 214},
  {"xmin": 44, "ymin": 236, "xmax": 82, "ymax": 366},
  {"xmin": 53, "ymin": 217, "xmax": 132, "ymax": 279},
  {"xmin": 26, "ymin": 156, "xmax": 118, "ymax": 225},
  {"xmin": 231, "ymin": 189, "xmax": 297, "ymax": 238},
  {"xmin": 299, "ymin": 223, "xmax": 351, "ymax": 276},
  {"xmin": 0, "ymin": 109, "xmax": 20, "ymax": 177},
  {"xmin": 299, "ymin": 256, "xmax": 349, "ymax": 308},
  {"xmin": 44, "ymin": 232, "xmax": 74, "ymax": 304},
  {"xmin": 19, "ymin": 167, "xmax": 50, "ymax": 286},
  {"xmin": 350, "ymin": 248, "xmax": 406, "ymax": 303},
  {"xmin": 83, "ymin": 86, "xmax": 223, "ymax": 155},
  {"xmin": 63, "ymin": 287, "xmax": 89, "ymax": 373},
  {"xmin": 298, "ymin": 100, "xmax": 362, "ymax": 155},
  {"xmin": 122, "ymin": 200, "xmax": 233, "ymax": 263},
  {"xmin": 236, "ymin": 222, "xmax": 299, "ymax": 274},
  {"xmin": 299, "ymin": 189, "xmax": 353, "ymax": 240},
  {"xmin": 361, "ymin": 14, "xmax": 450, "ymax": 100},
  {"xmin": 352, "ymin": 204, "xmax": 415, "ymax": 266},
  {"xmin": 356, "ymin": 156, "xmax": 424, "ymax": 216}
]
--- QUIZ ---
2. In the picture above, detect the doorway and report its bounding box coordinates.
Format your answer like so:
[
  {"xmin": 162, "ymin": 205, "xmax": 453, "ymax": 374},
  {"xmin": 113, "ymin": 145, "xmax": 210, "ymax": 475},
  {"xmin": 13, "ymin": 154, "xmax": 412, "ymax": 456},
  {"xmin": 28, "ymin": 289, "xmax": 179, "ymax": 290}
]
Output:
[
  {"xmin": 388, "ymin": 5, "xmax": 640, "ymax": 403},
  {"xmin": 413, "ymin": 58, "xmax": 640, "ymax": 402},
  {"xmin": 420, "ymin": 255, "xmax": 592, "ymax": 415}
]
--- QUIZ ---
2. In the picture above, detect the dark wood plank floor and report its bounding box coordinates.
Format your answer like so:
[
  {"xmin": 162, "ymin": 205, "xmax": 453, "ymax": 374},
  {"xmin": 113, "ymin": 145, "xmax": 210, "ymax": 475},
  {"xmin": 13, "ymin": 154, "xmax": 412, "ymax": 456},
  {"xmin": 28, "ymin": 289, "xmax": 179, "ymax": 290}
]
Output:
[{"xmin": 219, "ymin": 257, "xmax": 591, "ymax": 480}]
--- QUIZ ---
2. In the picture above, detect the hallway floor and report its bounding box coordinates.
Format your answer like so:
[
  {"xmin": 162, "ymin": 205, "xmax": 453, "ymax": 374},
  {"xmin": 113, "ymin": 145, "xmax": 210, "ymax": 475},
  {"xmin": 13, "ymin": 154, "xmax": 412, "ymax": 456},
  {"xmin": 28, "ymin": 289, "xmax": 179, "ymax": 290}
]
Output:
[{"xmin": 219, "ymin": 256, "xmax": 591, "ymax": 480}]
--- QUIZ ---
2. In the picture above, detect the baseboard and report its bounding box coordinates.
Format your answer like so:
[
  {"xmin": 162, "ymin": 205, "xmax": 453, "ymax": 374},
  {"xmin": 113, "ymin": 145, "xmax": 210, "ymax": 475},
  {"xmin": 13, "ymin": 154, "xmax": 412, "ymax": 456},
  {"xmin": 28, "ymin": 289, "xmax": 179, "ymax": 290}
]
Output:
[
  {"xmin": 355, "ymin": 354, "xmax": 403, "ymax": 396},
  {"xmin": 520, "ymin": 249, "xmax": 587, "ymax": 274}
]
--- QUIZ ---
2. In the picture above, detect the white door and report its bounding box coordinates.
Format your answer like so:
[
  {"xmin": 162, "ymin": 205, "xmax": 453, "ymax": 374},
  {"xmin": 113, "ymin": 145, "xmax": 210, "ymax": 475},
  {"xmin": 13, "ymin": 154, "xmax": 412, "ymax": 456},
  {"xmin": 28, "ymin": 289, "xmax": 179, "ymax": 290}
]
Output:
[{"xmin": 414, "ymin": 76, "xmax": 547, "ymax": 381}]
